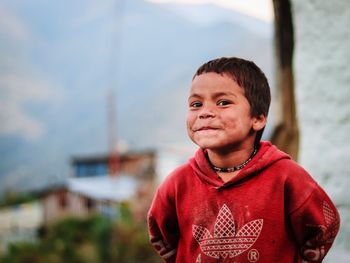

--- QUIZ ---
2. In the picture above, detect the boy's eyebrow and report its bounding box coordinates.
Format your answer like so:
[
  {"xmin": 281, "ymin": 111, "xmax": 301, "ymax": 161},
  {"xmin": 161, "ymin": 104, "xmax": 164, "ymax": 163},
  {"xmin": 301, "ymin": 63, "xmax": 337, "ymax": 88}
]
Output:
[
  {"xmin": 212, "ymin": 91, "xmax": 238, "ymax": 99},
  {"xmin": 188, "ymin": 91, "xmax": 238, "ymax": 100},
  {"xmin": 188, "ymin": 93, "xmax": 202, "ymax": 100}
]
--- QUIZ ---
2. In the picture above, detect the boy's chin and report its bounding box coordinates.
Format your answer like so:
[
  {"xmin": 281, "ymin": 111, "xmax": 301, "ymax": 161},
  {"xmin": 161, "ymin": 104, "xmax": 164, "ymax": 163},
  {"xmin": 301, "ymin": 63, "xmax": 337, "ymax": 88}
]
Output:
[
  {"xmin": 193, "ymin": 141, "xmax": 226, "ymax": 151},
  {"xmin": 194, "ymin": 140, "xmax": 255, "ymax": 153}
]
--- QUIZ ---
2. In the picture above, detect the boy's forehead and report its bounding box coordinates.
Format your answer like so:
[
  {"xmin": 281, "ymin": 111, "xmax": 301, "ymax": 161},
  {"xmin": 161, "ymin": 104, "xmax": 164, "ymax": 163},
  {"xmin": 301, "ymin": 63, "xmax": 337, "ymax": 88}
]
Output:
[
  {"xmin": 190, "ymin": 72, "xmax": 241, "ymax": 92},
  {"xmin": 192, "ymin": 72, "xmax": 237, "ymax": 84}
]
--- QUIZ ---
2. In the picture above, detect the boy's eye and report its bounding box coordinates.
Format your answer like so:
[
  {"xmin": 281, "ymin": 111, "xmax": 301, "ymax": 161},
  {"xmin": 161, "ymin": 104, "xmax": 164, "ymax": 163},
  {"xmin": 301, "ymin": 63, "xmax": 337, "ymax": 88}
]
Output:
[
  {"xmin": 217, "ymin": 100, "xmax": 231, "ymax": 106},
  {"xmin": 190, "ymin": 101, "xmax": 202, "ymax": 108}
]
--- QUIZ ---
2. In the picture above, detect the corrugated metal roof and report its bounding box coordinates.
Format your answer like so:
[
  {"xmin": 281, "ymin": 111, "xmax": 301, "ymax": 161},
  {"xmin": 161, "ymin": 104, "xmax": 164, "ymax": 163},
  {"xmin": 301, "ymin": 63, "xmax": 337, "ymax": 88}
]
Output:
[{"xmin": 67, "ymin": 174, "xmax": 138, "ymax": 202}]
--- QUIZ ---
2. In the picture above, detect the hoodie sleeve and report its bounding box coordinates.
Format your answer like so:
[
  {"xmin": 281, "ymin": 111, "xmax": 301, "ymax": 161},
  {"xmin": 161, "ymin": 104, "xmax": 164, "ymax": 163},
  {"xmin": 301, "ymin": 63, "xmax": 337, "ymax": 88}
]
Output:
[
  {"xmin": 287, "ymin": 172, "xmax": 340, "ymax": 262},
  {"xmin": 147, "ymin": 181, "xmax": 179, "ymax": 262}
]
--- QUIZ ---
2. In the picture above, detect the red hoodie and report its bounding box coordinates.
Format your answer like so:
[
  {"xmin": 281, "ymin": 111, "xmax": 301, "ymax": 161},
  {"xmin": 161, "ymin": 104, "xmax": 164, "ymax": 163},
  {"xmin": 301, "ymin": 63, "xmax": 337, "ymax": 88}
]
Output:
[{"xmin": 148, "ymin": 141, "xmax": 340, "ymax": 262}]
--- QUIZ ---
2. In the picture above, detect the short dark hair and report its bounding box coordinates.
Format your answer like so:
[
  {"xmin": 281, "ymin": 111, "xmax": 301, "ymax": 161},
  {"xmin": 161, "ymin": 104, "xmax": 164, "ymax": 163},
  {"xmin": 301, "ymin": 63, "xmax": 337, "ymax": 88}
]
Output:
[{"xmin": 194, "ymin": 57, "xmax": 271, "ymax": 145}]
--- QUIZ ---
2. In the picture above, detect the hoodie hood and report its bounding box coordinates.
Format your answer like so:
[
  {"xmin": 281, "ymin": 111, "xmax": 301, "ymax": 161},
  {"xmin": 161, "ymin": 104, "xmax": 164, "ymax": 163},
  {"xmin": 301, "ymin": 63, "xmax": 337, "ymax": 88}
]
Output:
[{"xmin": 189, "ymin": 141, "xmax": 291, "ymax": 188}]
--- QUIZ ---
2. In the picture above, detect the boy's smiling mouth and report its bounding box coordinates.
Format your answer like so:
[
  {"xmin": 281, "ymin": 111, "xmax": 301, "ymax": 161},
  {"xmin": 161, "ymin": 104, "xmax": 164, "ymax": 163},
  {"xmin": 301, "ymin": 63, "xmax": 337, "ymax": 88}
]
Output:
[
  {"xmin": 195, "ymin": 126, "xmax": 219, "ymax": 131},
  {"xmin": 195, "ymin": 126, "xmax": 221, "ymax": 135},
  {"xmin": 198, "ymin": 126, "xmax": 217, "ymax": 131}
]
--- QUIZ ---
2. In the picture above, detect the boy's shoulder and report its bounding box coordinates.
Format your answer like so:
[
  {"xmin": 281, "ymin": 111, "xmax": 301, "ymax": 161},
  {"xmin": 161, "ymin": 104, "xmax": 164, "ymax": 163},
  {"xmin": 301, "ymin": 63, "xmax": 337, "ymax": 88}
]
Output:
[
  {"xmin": 270, "ymin": 155, "xmax": 308, "ymax": 173},
  {"xmin": 163, "ymin": 162, "xmax": 193, "ymax": 184},
  {"xmin": 263, "ymin": 151, "xmax": 320, "ymax": 196},
  {"xmin": 256, "ymin": 141, "xmax": 316, "ymax": 184},
  {"xmin": 259, "ymin": 141, "xmax": 308, "ymax": 172}
]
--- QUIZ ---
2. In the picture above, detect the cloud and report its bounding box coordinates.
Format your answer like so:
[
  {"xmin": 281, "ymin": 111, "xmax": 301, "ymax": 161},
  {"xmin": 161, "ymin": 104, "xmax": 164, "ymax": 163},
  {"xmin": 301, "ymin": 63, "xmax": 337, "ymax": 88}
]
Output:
[
  {"xmin": 0, "ymin": 74, "xmax": 63, "ymax": 141},
  {"xmin": 0, "ymin": 3, "xmax": 30, "ymax": 41},
  {"xmin": 0, "ymin": 99, "xmax": 44, "ymax": 140},
  {"xmin": 69, "ymin": 0, "xmax": 117, "ymax": 28},
  {"xmin": 0, "ymin": 2, "xmax": 65, "ymax": 141},
  {"xmin": 0, "ymin": 164, "xmax": 49, "ymax": 193},
  {"xmin": 146, "ymin": 0, "xmax": 273, "ymax": 22}
]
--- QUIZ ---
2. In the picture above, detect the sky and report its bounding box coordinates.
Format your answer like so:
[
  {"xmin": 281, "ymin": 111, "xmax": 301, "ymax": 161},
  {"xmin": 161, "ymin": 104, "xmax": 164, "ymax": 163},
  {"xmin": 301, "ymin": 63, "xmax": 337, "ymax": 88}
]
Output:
[
  {"xmin": 0, "ymin": 0, "xmax": 273, "ymax": 145},
  {"xmin": 146, "ymin": 0, "xmax": 273, "ymax": 22},
  {"xmin": 0, "ymin": 0, "xmax": 274, "ymax": 193}
]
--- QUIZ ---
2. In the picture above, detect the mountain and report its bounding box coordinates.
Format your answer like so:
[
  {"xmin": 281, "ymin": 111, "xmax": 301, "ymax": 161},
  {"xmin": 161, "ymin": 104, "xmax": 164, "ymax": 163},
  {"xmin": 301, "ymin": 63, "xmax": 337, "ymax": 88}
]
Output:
[{"xmin": 0, "ymin": 0, "xmax": 273, "ymax": 194}]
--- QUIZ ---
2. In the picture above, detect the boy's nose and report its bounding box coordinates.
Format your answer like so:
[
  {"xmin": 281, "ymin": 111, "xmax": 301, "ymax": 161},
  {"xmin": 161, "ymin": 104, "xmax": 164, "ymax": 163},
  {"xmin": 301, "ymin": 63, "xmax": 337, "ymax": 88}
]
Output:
[{"xmin": 199, "ymin": 107, "xmax": 215, "ymax": 119}]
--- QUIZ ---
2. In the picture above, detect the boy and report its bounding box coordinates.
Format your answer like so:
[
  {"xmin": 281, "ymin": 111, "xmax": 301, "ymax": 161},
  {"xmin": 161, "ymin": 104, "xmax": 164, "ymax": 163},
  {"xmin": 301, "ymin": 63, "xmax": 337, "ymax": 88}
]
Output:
[{"xmin": 147, "ymin": 57, "xmax": 340, "ymax": 262}]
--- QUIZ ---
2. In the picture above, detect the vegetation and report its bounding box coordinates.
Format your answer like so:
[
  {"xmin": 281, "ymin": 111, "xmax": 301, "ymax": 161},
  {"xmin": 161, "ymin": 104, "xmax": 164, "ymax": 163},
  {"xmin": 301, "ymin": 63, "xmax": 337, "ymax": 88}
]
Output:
[
  {"xmin": 0, "ymin": 206, "xmax": 161, "ymax": 263},
  {"xmin": 0, "ymin": 191, "xmax": 37, "ymax": 208}
]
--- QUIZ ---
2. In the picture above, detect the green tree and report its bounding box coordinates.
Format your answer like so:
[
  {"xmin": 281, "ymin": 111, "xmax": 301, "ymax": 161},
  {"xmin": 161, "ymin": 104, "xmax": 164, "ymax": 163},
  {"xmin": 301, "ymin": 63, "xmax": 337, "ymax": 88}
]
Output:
[{"xmin": 0, "ymin": 208, "xmax": 160, "ymax": 263}]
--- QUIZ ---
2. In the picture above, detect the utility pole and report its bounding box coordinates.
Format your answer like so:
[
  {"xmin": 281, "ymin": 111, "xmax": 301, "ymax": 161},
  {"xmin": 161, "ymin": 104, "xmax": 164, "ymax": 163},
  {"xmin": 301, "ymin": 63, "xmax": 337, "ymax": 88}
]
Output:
[{"xmin": 107, "ymin": 89, "xmax": 119, "ymax": 176}]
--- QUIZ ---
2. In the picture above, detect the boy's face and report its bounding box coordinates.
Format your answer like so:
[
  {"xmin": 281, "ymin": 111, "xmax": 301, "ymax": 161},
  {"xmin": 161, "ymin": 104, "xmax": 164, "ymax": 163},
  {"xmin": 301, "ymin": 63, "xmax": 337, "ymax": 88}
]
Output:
[{"xmin": 187, "ymin": 72, "xmax": 266, "ymax": 152}]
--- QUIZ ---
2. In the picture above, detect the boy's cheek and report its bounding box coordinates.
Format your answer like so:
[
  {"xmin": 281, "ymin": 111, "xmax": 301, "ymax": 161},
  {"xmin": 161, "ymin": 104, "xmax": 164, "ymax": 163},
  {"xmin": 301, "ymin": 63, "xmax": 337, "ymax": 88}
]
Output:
[
  {"xmin": 186, "ymin": 115, "xmax": 194, "ymax": 129},
  {"xmin": 186, "ymin": 123, "xmax": 195, "ymax": 141},
  {"xmin": 186, "ymin": 124, "xmax": 194, "ymax": 138}
]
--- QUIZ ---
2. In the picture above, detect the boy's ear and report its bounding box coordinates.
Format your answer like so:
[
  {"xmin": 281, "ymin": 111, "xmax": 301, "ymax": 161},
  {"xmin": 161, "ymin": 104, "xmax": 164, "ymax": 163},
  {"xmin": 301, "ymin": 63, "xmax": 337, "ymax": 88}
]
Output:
[{"xmin": 252, "ymin": 114, "xmax": 267, "ymax": 132}]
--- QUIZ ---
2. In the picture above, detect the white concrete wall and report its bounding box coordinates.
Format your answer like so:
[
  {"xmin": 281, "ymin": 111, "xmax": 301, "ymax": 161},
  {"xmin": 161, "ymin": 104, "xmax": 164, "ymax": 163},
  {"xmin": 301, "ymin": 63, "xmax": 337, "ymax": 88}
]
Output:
[
  {"xmin": 0, "ymin": 202, "xmax": 43, "ymax": 252},
  {"xmin": 291, "ymin": 0, "xmax": 350, "ymax": 261}
]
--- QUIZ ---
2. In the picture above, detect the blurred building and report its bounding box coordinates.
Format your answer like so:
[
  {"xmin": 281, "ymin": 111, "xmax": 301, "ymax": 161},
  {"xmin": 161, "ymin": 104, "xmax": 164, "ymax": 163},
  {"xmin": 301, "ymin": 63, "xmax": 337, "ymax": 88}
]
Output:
[
  {"xmin": 71, "ymin": 150, "xmax": 156, "ymax": 179},
  {"xmin": 41, "ymin": 150, "xmax": 156, "ymax": 224}
]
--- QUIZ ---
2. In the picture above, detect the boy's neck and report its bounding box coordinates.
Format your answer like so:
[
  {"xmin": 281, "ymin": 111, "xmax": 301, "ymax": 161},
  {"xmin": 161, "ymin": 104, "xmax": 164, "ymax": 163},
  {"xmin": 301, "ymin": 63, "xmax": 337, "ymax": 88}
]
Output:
[{"xmin": 206, "ymin": 146, "xmax": 256, "ymax": 169}]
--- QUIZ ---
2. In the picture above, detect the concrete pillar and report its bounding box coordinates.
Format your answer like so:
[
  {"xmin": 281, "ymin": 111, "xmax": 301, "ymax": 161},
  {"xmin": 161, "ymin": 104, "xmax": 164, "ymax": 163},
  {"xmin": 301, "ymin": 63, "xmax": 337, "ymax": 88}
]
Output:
[{"xmin": 291, "ymin": 0, "xmax": 350, "ymax": 261}]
